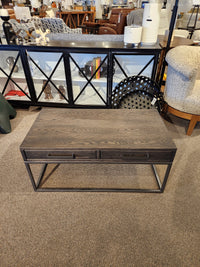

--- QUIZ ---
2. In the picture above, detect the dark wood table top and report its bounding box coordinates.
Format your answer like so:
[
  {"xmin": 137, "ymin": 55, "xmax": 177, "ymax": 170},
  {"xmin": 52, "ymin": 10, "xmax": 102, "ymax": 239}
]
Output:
[
  {"xmin": 0, "ymin": 40, "xmax": 161, "ymax": 50},
  {"xmin": 21, "ymin": 108, "xmax": 176, "ymax": 151}
]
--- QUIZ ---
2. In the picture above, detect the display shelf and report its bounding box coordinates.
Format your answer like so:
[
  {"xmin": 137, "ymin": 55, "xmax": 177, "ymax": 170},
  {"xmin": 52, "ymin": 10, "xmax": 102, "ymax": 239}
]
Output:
[
  {"xmin": 72, "ymin": 73, "xmax": 107, "ymax": 83},
  {"xmin": 4, "ymin": 95, "xmax": 31, "ymax": 101},
  {"xmin": 31, "ymin": 71, "xmax": 66, "ymax": 81},
  {"xmin": 37, "ymin": 96, "xmax": 68, "ymax": 103},
  {"xmin": 33, "ymin": 80, "xmax": 68, "ymax": 104},
  {"xmin": 0, "ymin": 69, "xmax": 25, "ymax": 79}
]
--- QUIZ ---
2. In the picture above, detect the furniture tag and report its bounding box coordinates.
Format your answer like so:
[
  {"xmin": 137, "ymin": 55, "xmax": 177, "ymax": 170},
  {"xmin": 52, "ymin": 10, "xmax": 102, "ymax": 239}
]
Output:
[{"xmin": 151, "ymin": 97, "xmax": 157, "ymax": 105}]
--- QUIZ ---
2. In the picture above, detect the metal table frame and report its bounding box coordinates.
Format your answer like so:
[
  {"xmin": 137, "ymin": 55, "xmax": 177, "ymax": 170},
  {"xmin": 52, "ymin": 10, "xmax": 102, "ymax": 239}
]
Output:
[{"xmin": 21, "ymin": 154, "xmax": 173, "ymax": 193}]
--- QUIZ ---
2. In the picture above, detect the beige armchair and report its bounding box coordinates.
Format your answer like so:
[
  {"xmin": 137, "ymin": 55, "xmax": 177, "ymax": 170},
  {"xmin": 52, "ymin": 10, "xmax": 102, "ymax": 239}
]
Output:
[{"xmin": 163, "ymin": 45, "xmax": 200, "ymax": 136}]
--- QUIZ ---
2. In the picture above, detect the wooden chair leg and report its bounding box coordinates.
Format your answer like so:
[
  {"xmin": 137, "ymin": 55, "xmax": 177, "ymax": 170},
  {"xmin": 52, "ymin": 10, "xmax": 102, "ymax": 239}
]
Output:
[
  {"xmin": 187, "ymin": 115, "xmax": 198, "ymax": 136},
  {"xmin": 160, "ymin": 102, "xmax": 170, "ymax": 121},
  {"xmin": 162, "ymin": 102, "xmax": 168, "ymax": 114}
]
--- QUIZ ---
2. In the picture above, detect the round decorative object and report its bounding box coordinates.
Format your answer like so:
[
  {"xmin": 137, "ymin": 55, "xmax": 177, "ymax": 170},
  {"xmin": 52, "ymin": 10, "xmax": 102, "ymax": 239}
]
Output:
[
  {"xmin": 119, "ymin": 92, "xmax": 154, "ymax": 109},
  {"xmin": 111, "ymin": 75, "xmax": 164, "ymax": 112}
]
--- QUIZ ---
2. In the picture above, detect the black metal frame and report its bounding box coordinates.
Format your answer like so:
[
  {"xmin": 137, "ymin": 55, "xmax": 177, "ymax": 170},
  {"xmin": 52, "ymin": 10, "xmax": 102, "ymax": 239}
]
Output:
[
  {"xmin": 1, "ymin": 51, "xmax": 31, "ymax": 99},
  {"xmin": 0, "ymin": 43, "xmax": 161, "ymax": 108},
  {"xmin": 159, "ymin": 0, "xmax": 180, "ymax": 86},
  {"xmin": 113, "ymin": 54, "xmax": 158, "ymax": 81},
  {"xmin": 28, "ymin": 52, "xmax": 70, "ymax": 103},
  {"xmin": 69, "ymin": 53, "xmax": 108, "ymax": 105},
  {"xmin": 178, "ymin": 5, "xmax": 200, "ymax": 38},
  {"xmin": 187, "ymin": 5, "xmax": 200, "ymax": 36},
  {"xmin": 2, "ymin": 21, "xmax": 17, "ymax": 45},
  {"xmin": 22, "ymin": 159, "xmax": 173, "ymax": 193}
]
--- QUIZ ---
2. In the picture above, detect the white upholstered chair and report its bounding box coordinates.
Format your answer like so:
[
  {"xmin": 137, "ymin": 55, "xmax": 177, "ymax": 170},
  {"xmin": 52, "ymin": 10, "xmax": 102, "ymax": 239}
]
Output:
[{"xmin": 164, "ymin": 45, "xmax": 200, "ymax": 135}]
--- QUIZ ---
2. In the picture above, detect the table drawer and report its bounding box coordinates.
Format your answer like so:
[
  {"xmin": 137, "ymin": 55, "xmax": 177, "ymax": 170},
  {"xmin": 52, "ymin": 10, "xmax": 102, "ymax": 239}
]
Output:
[
  {"xmin": 24, "ymin": 150, "xmax": 97, "ymax": 160},
  {"xmin": 100, "ymin": 150, "xmax": 175, "ymax": 162}
]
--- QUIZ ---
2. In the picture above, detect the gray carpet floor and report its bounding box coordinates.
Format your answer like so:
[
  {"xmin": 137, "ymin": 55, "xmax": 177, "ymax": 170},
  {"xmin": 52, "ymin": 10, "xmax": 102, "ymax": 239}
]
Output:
[{"xmin": 0, "ymin": 107, "xmax": 200, "ymax": 267}]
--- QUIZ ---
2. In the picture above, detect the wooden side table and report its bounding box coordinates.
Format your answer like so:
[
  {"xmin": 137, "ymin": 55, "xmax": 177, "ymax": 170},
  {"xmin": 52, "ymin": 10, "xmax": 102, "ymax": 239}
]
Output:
[
  {"xmin": 56, "ymin": 10, "xmax": 95, "ymax": 28},
  {"xmin": 80, "ymin": 22, "xmax": 100, "ymax": 34}
]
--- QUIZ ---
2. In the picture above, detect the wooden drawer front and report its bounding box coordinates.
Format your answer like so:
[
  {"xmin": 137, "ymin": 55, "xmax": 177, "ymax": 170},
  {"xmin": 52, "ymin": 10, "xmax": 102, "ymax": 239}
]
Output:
[
  {"xmin": 148, "ymin": 151, "xmax": 175, "ymax": 162},
  {"xmin": 24, "ymin": 150, "xmax": 97, "ymax": 160},
  {"xmin": 100, "ymin": 150, "xmax": 175, "ymax": 162}
]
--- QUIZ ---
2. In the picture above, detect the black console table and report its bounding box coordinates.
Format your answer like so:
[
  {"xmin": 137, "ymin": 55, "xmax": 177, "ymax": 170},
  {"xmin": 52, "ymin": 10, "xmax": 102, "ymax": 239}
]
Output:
[{"xmin": 0, "ymin": 41, "xmax": 161, "ymax": 108}]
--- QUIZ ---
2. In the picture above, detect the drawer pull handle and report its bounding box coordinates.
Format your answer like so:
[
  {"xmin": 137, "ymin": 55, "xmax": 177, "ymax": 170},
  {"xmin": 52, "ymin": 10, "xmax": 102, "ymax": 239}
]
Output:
[{"xmin": 48, "ymin": 153, "xmax": 75, "ymax": 159}]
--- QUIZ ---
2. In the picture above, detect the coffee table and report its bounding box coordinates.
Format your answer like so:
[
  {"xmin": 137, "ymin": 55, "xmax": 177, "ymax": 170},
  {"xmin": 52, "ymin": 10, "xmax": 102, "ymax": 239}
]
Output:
[{"xmin": 20, "ymin": 108, "xmax": 176, "ymax": 193}]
